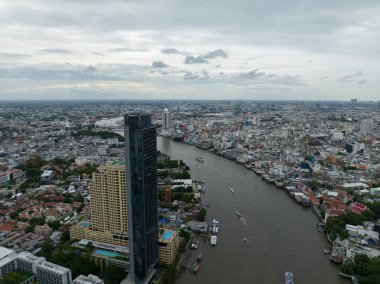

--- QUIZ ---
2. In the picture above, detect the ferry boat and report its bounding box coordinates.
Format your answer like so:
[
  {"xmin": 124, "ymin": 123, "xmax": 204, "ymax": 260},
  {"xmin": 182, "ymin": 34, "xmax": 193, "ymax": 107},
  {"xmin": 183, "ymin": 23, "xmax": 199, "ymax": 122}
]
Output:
[
  {"xmin": 235, "ymin": 211, "xmax": 242, "ymax": 218},
  {"xmin": 210, "ymin": 235, "xmax": 217, "ymax": 246},
  {"xmin": 196, "ymin": 157, "xmax": 204, "ymax": 163},
  {"xmin": 229, "ymin": 188, "xmax": 236, "ymax": 194},
  {"xmin": 284, "ymin": 272, "xmax": 294, "ymax": 284}
]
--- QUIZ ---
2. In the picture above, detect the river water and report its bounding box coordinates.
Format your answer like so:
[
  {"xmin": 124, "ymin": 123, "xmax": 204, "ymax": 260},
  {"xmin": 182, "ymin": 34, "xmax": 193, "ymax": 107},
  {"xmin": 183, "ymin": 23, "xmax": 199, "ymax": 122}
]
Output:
[{"xmin": 156, "ymin": 136, "xmax": 347, "ymax": 284}]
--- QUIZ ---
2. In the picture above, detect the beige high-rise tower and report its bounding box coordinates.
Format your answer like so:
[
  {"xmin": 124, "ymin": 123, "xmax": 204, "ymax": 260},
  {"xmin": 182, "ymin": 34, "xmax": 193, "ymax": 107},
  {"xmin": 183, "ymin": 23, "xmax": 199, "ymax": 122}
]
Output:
[{"xmin": 70, "ymin": 164, "xmax": 128, "ymax": 246}]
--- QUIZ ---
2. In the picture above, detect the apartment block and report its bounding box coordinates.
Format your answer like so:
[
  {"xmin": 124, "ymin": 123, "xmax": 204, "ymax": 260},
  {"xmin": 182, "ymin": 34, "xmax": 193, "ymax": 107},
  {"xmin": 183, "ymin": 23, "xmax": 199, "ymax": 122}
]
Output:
[
  {"xmin": 158, "ymin": 230, "xmax": 179, "ymax": 266},
  {"xmin": 36, "ymin": 261, "xmax": 72, "ymax": 284},
  {"xmin": 70, "ymin": 164, "xmax": 128, "ymax": 247}
]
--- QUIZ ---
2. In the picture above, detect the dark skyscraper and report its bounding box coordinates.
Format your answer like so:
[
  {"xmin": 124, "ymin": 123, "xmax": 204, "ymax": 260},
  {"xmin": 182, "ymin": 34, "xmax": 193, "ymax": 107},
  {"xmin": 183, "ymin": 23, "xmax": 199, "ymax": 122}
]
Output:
[{"xmin": 124, "ymin": 114, "xmax": 158, "ymax": 284}]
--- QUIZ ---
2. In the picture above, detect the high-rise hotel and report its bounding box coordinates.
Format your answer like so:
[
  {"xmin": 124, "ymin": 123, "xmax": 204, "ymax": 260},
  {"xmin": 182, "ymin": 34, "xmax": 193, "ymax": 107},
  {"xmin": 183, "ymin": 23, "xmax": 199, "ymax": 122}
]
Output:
[
  {"xmin": 70, "ymin": 163, "xmax": 128, "ymax": 247},
  {"xmin": 124, "ymin": 114, "xmax": 158, "ymax": 284}
]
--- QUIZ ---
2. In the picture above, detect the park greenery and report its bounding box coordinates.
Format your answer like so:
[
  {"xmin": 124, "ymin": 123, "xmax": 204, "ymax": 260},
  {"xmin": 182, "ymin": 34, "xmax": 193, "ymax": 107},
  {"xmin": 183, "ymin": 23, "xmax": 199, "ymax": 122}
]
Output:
[
  {"xmin": 71, "ymin": 130, "xmax": 124, "ymax": 142},
  {"xmin": 341, "ymin": 254, "xmax": 380, "ymax": 284}
]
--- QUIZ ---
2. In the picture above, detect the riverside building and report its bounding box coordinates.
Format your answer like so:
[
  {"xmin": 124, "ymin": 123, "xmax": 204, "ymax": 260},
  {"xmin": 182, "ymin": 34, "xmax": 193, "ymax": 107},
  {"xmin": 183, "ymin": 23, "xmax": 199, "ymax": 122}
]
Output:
[
  {"xmin": 124, "ymin": 114, "xmax": 158, "ymax": 284},
  {"xmin": 158, "ymin": 230, "xmax": 179, "ymax": 266}
]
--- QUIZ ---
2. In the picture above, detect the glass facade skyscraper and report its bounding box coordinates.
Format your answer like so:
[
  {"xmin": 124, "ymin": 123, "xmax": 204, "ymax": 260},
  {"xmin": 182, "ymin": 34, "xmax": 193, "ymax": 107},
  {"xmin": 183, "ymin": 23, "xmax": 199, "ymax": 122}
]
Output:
[{"xmin": 124, "ymin": 114, "xmax": 158, "ymax": 284}]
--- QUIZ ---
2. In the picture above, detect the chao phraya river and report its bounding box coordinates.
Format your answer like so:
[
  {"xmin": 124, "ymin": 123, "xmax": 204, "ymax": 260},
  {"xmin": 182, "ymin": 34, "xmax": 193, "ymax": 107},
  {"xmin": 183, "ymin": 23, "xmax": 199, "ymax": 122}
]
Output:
[{"xmin": 156, "ymin": 137, "xmax": 348, "ymax": 284}]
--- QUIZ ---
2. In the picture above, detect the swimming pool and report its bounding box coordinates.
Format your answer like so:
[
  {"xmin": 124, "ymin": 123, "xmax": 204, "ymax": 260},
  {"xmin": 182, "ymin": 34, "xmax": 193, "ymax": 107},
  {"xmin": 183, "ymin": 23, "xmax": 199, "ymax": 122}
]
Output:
[
  {"xmin": 162, "ymin": 231, "xmax": 173, "ymax": 241},
  {"xmin": 95, "ymin": 249, "xmax": 120, "ymax": 258}
]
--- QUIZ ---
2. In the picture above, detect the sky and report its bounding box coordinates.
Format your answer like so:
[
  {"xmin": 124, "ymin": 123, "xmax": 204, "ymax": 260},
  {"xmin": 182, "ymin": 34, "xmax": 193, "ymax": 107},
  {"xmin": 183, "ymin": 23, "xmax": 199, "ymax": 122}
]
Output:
[{"xmin": 0, "ymin": 0, "xmax": 379, "ymax": 101}]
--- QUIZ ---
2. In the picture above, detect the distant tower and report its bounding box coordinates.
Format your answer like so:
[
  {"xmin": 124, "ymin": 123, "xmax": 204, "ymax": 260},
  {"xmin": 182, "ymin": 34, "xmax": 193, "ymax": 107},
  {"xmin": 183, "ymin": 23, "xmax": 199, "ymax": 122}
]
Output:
[
  {"xmin": 124, "ymin": 114, "xmax": 158, "ymax": 284},
  {"xmin": 162, "ymin": 108, "xmax": 171, "ymax": 135}
]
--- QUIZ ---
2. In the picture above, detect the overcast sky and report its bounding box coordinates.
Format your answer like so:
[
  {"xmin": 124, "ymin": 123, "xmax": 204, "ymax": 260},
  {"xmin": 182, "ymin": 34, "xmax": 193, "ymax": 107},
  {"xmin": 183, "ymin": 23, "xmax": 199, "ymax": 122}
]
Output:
[{"xmin": 0, "ymin": 0, "xmax": 379, "ymax": 101}]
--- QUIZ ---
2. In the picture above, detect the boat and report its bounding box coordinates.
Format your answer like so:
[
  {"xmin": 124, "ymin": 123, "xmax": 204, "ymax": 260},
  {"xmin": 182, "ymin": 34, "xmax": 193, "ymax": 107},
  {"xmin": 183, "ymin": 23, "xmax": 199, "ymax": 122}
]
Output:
[
  {"xmin": 212, "ymin": 219, "xmax": 219, "ymax": 226},
  {"xmin": 210, "ymin": 235, "xmax": 217, "ymax": 246},
  {"xmin": 317, "ymin": 223, "xmax": 324, "ymax": 233},
  {"xmin": 284, "ymin": 272, "xmax": 294, "ymax": 284},
  {"xmin": 235, "ymin": 211, "xmax": 242, "ymax": 218},
  {"xmin": 212, "ymin": 226, "xmax": 219, "ymax": 234},
  {"xmin": 324, "ymin": 248, "xmax": 331, "ymax": 254},
  {"xmin": 197, "ymin": 252, "xmax": 202, "ymax": 261},
  {"xmin": 196, "ymin": 157, "xmax": 204, "ymax": 163},
  {"xmin": 229, "ymin": 188, "xmax": 235, "ymax": 194},
  {"xmin": 204, "ymin": 203, "xmax": 209, "ymax": 207}
]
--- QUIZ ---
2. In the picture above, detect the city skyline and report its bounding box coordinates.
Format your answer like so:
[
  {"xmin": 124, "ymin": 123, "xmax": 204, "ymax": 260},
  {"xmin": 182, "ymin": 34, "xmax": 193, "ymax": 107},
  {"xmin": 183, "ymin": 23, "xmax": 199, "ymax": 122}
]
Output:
[{"xmin": 0, "ymin": 0, "xmax": 380, "ymax": 101}]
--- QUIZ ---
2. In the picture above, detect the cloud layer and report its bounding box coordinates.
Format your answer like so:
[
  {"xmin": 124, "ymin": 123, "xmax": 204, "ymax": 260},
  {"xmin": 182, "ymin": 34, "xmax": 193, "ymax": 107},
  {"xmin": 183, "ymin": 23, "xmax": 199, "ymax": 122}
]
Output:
[{"xmin": 0, "ymin": 0, "xmax": 379, "ymax": 100}]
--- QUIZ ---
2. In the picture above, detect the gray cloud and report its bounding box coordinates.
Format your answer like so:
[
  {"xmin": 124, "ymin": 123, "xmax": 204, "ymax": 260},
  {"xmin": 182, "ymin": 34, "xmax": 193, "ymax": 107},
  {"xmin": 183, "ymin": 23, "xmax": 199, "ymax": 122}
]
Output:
[
  {"xmin": 40, "ymin": 48, "xmax": 72, "ymax": 54},
  {"xmin": 203, "ymin": 49, "xmax": 228, "ymax": 59},
  {"xmin": 0, "ymin": 53, "xmax": 32, "ymax": 59},
  {"xmin": 152, "ymin": 61, "xmax": 168, "ymax": 68},
  {"xmin": 84, "ymin": 65, "xmax": 97, "ymax": 73},
  {"xmin": 358, "ymin": 80, "xmax": 366, "ymax": 84},
  {"xmin": 109, "ymin": 47, "xmax": 148, "ymax": 52},
  {"xmin": 184, "ymin": 49, "xmax": 228, "ymax": 64},
  {"xmin": 184, "ymin": 55, "xmax": 208, "ymax": 64},
  {"xmin": 338, "ymin": 71, "xmax": 363, "ymax": 81},
  {"xmin": 0, "ymin": 64, "xmax": 124, "ymax": 81},
  {"xmin": 236, "ymin": 69, "xmax": 265, "ymax": 80},
  {"xmin": 161, "ymin": 48, "xmax": 180, "ymax": 54},
  {"xmin": 184, "ymin": 70, "xmax": 209, "ymax": 80}
]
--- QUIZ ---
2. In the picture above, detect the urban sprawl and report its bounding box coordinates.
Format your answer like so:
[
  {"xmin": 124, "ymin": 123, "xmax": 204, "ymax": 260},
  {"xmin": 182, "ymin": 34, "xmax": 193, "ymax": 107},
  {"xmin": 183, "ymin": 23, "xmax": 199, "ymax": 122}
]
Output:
[{"xmin": 0, "ymin": 100, "xmax": 380, "ymax": 284}]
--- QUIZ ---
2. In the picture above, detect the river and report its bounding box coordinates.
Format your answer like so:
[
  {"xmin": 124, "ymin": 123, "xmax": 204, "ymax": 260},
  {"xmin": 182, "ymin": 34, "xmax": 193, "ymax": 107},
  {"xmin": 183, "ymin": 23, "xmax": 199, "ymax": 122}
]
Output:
[{"xmin": 156, "ymin": 136, "xmax": 347, "ymax": 284}]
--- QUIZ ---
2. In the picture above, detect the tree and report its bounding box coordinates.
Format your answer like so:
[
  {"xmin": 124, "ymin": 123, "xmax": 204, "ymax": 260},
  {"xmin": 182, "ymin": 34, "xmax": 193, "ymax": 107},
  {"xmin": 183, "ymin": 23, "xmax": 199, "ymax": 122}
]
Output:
[
  {"xmin": 60, "ymin": 231, "xmax": 70, "ymax": 242},
  {"xmin": 103, "ymin": 265, "xmax": 126, "ymax": 284},
  {"xmin": 41, "ymin": 241, "xmax": 54, "ymax": 255},
  {"xmin": 48, "ymin": 221, "xmax": 61, "ymax": 230},
  {"xmin": 197, "ymin": 208, "xmax": 207, "ymax": 221},
  {"xmin": 1, "ymin": 271, "xmax": 25, "ymax": 284}
]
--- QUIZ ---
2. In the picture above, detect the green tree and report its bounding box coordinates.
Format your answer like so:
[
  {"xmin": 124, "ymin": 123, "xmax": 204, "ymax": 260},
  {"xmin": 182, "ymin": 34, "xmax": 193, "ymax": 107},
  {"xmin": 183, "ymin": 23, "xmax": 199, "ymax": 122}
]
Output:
[
  {"xmin": 1, "ymin": 271, "xmax": 24, "ymax": 284},
  {"xmin": 60, "ymin": 231, "xmax": 70, "ymax": 242},
  {"xmin": 197, "ymin": 208, "xmax": 207, "ymax": 221}
]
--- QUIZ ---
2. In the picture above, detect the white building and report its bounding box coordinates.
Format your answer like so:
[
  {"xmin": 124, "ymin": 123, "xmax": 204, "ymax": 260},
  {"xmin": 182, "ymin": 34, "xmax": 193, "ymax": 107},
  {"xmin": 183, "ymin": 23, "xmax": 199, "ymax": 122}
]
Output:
[
  {"xmin": 36, "ymin": 261, "xmax": 72, "ymax": 284},
  {"xmin": 0, "ymin": 247, "xmax": 18, "ymax": 277},
  {"xmin": 332, "ymin": 132, "xmax": 344, "ymax": 140},
  {"xmin": 0, "ymin": 247, "xmax": 74, "ymax": 284}
]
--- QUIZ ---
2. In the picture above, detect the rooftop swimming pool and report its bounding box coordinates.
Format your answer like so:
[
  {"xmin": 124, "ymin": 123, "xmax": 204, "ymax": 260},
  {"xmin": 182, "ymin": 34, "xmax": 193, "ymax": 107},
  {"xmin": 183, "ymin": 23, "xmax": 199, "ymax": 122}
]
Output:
[
  {"xmin": 94, "ymin": 249, "xmax": 120, "ymax": 258},
  {"xmin": 162, "ymin": 231, "xmax": 173, "ymax": 241}
]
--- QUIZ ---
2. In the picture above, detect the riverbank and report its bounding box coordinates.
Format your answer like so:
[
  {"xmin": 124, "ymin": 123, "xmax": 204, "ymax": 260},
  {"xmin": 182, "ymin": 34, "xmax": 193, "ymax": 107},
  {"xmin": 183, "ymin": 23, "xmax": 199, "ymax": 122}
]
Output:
[{"xmin": 156, "ymin": 136, "xmax": 348, "ymax": 284}]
